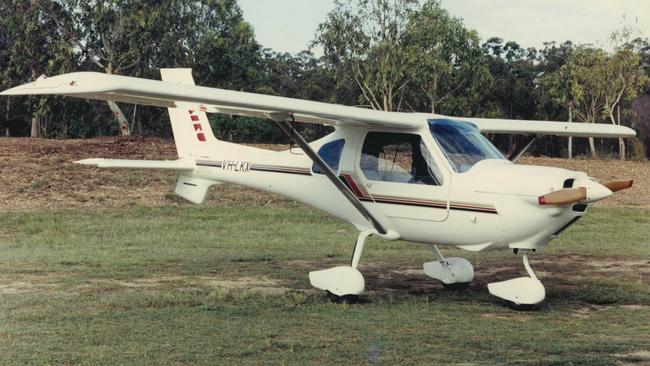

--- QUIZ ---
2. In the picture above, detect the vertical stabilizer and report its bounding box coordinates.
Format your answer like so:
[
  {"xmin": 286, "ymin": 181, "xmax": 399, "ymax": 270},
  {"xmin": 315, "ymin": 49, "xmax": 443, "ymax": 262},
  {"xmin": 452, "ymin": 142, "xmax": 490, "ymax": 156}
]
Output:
[{"xmin": 160, "ymin": 68, "xmax": 217, "ymax": 157}]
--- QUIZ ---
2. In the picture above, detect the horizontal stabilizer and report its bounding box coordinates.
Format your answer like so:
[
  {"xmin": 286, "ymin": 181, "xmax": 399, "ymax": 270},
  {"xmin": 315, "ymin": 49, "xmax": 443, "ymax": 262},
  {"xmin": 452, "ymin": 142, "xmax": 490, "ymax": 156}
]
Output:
[{"xmin": 75, "ymin": 158, "xmax": 195, "ymax": 171}]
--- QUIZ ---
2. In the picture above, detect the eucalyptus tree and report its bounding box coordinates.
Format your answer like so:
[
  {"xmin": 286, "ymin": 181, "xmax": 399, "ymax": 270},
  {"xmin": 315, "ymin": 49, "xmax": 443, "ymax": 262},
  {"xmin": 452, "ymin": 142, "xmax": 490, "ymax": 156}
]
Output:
[
  {"xmin": 44, "ymin": 0, "xmax": 166, "ymax": 135},
  {"xmin": 0, "ymin": 8, "xmax": 9, "ymax": 136},
  {"xmin": 567, "ymin": 46, "xmax": 608, "ymax": 156},
  {"xmin": 315, "ymin": 0, "xmax": 419, "ymax": 111},
  {"xmin": 0, "ymin": 0, "xmax": 74, "ymax": 137},
  {"xmin": 402, "ymin": 0, "xmax": 494, "ymax": 116},
  {"xmin": 482, "ymin": 38, "xmax": 539, "ymax": 120},
  {"xmin": 41, "ymin": 0, "xmax": 261, "ymax": 137},
  {"xmin": 537, "ymin": 42, "xmax": 576, "ymax": 158},
  {"xmin": 601, "ymin": 29, "xmax": 649, "ymax": 160}
]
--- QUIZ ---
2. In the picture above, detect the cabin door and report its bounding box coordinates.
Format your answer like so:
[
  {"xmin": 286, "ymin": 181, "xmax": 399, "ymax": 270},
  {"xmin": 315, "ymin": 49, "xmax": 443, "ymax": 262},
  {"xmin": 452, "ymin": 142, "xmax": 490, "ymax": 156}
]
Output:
[{"xmin": 348, "ymin": 131, "xmax": 450, "ymax": 222}]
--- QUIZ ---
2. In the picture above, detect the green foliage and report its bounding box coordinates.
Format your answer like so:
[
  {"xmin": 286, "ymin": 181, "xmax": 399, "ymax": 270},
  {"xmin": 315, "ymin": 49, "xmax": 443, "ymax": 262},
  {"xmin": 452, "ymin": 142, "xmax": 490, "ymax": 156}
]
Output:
[
  {"xmin": 0, "ymin": 0, "xmax": 649, "ymax": 157},
  {"xmin": 403, "ymin": 1, "xmax": 496, "ymax": 116}
]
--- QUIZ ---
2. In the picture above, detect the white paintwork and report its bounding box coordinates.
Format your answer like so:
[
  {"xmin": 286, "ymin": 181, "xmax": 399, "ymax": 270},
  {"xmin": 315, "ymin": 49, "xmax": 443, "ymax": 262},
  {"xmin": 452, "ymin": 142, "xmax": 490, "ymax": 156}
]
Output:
[
  {"xmin": 309, "ymin": 266, "xmax": 365, "ymax": 296},
  {"xmin": 2, "ymin": 70, "xmax": 637, "ymax": 304},
  {"xmin": 423, "ymin": 257, "xmax": 475, "ymax": 285},
  {"xmin": 574, "ymin": 177, "xmax": 613, "ymax": 203},
  {"xmin": 487, "ymin": 277, "xmax": 546, "ymax": 305},
  {"xmin": 175, "ymin": 175, "xmax": 219, "ymax": 204},
  {"xmin": 488, "ymin": 252, "xmax": 546, "ymax": 305},
  {"xmin": 75, "ymin": 158, "xmax": 195, "ymax": 170},
  {"xmin": 351, "ymin": 231, "xmax": 372, "ymax": 268}
]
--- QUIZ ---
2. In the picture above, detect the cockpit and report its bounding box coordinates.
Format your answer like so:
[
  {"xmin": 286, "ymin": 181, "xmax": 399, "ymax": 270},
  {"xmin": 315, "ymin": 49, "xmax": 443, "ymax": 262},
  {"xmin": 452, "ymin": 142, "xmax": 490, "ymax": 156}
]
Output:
[{"xmin": 428, "ymin": 119, "xmax": 506, "ymax": 173}]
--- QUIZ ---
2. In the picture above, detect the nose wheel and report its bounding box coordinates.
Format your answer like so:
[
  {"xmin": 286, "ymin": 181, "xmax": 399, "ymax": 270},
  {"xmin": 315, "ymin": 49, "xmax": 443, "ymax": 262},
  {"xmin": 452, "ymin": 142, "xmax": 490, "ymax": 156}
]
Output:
[
  {"xmin": 488, "ymin": 250, "xmax": 545, "ymax": 305},
  {"xmin": 309, "ymin": 231, "xmax": 371, "ymax": 302}
]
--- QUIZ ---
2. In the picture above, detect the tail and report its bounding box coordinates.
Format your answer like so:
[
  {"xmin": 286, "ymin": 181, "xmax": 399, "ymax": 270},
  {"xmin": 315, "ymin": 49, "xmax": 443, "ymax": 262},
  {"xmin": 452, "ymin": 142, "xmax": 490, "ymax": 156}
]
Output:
[{"xmin": 160, "ymin": 68, "xmax": 219, "ymax": 158}]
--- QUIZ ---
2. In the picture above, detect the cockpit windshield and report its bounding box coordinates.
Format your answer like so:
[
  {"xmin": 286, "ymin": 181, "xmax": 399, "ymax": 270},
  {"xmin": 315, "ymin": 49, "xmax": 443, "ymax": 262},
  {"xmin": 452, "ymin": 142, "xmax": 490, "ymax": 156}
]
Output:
[{"xmin": 428, "ymin": 119, "xmax": 506, "ymax": 173}]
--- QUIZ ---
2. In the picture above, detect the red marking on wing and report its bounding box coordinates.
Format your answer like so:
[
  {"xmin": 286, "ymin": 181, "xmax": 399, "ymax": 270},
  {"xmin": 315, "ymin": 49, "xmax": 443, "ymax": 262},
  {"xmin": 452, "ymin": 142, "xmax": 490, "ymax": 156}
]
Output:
[
  {"xmin": 193, "ymin": 124, "xmax": 202, "ymax": 132},
  {"xmin": 191, "ymin": 115, "xmax": 199, "ymax": 121},
  {"xmin": 197, "ymin": 133, "xmax": 206, "ymax": 142}
]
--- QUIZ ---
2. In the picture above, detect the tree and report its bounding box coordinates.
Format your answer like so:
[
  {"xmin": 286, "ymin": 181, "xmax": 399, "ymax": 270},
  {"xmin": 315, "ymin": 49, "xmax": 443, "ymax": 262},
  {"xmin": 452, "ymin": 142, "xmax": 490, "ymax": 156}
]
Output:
[
  {"xmin": 601, "ymin": 29, "xmax": 649, "ymax": 160},
  {"xmin": 0, "ymin": 7, "xmax": 9, "ymax": 136},
  {"xmin": 568, "ymin": 46, "xmax": 608, "ymax": 156},
  {"xmin": 537, "ymin": 42, "xmax": 576, "ymax": 158},
  {"xmin": 41, "ymin": 0, "xmax": 262, "ymax": 138},
  {"xmin": 45, "ymin": 0, "xmax": 163, "ymax": 135},
  {"xmin": 1, "ymin": 0, "xmax": 73, "ymax": 138},
  {"xmin": 315, "ymin": 0, "xmax": 419, "ymax": 111},
  {"xmin": 483, "ymin": 38, "xmax": 539, "ymax": 120},
  {"xmin": 402, "ymin": 1, "xmax": 495, "ymax": 116}
]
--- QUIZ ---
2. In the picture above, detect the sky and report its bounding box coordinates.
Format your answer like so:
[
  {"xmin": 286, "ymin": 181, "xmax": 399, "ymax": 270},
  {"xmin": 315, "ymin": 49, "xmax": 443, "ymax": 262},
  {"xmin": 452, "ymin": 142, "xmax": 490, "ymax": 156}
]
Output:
[{"xmin": 238, "ymin": 0, "xmax": 650, "ymax": 55}]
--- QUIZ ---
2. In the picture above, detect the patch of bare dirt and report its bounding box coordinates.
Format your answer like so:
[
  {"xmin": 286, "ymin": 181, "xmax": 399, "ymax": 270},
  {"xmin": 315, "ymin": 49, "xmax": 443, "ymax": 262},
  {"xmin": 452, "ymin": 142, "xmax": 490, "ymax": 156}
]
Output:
[
  {"xmin": 0, "ymin": 273, "xmax": 288, "ymax": 295},
  {"xmin": 0, "ymin": 137, "xmax": 648, "ymax": 210},
  {"xmin": 616, "ymin": 351, "xmax": 650, "ymax": 366},
  {"xmin": 0, "ymin": 137, "xmax": 292, "ymax": 211},
  {"xmin": 0, "ymin": 273, "xmax": 62, "ymax": 294}
]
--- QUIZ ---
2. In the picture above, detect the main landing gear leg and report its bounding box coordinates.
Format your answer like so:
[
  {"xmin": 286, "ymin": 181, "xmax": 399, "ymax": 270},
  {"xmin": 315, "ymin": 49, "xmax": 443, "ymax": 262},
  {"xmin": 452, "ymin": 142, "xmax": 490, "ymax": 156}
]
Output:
[
  {"xmin": 487, "ymin": 249, "xmax": 545, "ymax": 306},
  {"xmin": 309, "ymin": 231, "xmax": 371, "ymax": 302},
  {"xmin": 423, "ymin": 245, "xmax": 474, "ymax": 290}
]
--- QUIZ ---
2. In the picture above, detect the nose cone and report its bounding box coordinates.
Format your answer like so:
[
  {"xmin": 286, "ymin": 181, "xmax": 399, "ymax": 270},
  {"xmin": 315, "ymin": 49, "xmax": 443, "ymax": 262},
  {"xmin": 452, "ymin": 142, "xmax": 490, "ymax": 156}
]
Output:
[{"xmin": 574, "ymin": 177, "xmax": 613, "ymax": 204}]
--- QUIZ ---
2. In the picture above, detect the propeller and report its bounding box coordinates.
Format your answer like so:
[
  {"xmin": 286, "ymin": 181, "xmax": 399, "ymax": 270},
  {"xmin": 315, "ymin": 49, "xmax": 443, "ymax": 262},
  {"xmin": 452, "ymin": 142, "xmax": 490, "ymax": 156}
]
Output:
[
  {"xmin": 538, "ymin": 187, "xmax": 586, "ymax": 205},
  {"xmin": 538, "ymin": 179, "xmax": 633, "ymax": 206},
  {"xmin": 603, "ymin": 180, "xmax": 634, "ymax": 192}
]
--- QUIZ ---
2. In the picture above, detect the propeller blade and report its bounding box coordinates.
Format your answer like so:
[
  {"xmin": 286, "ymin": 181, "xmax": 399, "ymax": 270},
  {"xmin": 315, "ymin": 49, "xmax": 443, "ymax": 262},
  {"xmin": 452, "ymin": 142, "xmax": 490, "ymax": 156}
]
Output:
[
  {"xmin": 603, "ymin": 180, "xmax": 634, "ymax": 192},
  {"xmin": 538, "ymin": 187, "xmax": 587, "ymax": 205}
]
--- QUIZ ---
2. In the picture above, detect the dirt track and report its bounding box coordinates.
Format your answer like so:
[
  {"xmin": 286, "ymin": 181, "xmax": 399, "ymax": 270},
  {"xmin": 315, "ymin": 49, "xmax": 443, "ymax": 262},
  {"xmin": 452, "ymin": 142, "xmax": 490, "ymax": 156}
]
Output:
[{"xmin": 0, "ymin": 137, "xmax": 648, "ymax": 210}]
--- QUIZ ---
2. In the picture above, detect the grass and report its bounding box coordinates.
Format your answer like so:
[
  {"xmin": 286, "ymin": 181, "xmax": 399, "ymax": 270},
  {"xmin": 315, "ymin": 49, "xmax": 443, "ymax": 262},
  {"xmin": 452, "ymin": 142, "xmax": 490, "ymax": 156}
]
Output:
[{"xmin": 0, "ymin": 205, "xmax": 649, "ymax": 365}]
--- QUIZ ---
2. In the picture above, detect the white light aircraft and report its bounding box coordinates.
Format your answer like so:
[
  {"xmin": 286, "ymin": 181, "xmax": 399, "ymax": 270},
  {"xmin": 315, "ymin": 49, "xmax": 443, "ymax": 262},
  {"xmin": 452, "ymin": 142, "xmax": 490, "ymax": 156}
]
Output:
[{"xmin": 1, "ymin": 69, "xmax": 636, "ymax": 306}]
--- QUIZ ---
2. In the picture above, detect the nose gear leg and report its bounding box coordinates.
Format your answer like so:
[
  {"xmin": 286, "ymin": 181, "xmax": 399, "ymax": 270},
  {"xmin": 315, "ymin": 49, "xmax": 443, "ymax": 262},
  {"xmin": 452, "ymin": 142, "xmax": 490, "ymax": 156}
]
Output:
[
  {"xmin": 488, "ymin": 249, "xmax": 545, "ymax": 305},
  {"xmin": 309, "ymin": 230, "xmax": 371, "ymax": 298}
]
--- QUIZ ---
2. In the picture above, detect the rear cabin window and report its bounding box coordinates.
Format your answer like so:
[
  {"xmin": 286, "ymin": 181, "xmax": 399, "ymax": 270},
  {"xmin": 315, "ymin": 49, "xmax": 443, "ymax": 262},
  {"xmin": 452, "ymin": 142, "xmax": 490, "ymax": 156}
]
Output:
[
  {"xmin": 360, "ymin": 132, "xmax": 442, "ymax": 185},
  {"xmin": 312, "ymin": 139, "xmax": 345, "ymax": 174}
]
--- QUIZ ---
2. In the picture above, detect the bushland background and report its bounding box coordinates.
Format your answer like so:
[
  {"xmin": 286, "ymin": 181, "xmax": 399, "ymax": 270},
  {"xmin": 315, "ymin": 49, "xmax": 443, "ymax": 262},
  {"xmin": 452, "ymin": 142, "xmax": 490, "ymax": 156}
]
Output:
[{"xmin": 1, "ymin": 0, "xmax": 649, "ymax": 160}]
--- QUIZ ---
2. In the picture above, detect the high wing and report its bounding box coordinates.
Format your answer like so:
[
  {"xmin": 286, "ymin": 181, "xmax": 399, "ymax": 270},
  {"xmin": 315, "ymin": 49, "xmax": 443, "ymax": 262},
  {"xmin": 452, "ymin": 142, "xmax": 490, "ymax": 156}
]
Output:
[
  {"xmin": 0, "ymin": 71, "xmax": 636, "ymax": 138},
  {"xmin": 461, "ymin": 117, "xmax": 635, "ymax": 138},
  {"xmin": 0, "ymin": 72, "xmax": 420, "ymax": 130}
]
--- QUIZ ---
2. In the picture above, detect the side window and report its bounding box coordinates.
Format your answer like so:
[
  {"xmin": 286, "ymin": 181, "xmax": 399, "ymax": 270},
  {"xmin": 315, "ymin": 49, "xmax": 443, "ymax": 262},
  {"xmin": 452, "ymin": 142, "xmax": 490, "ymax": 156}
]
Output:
[
  {"xmin": 360, "ymin": 132, "xmax": 442, "ymax": 185},
  {"xmin": 313, "ymin": 139, "xmax": 345, "ymax": 174}
]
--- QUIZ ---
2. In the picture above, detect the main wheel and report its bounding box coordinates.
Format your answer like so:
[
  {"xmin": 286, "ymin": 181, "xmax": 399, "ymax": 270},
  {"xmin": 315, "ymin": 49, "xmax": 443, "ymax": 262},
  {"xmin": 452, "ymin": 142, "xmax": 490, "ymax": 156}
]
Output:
[
  {"xmin": 442, "ymin": 282, "xmax": 471, "ymax": 291},
  {"xmin": 507, "ymin": 301, "xmax": 541, "ymax": 311},
  {"xmin": 326, "ymin": 291, "xmax": 362, "ymax": 304}
]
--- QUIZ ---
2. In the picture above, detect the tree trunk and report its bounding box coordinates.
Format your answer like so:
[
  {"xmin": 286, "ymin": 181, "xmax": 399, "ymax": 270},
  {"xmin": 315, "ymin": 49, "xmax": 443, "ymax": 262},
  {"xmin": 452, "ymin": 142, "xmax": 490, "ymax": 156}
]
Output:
[
  {"xmin": 619, "ymin": 138, "xmax": 626, "ymax": 161},
  {"xmin": 567, "ymin": 106, "xmax": 573, "ymax": 159},
  {"xmin": 589, "ymin": 137, "xmax": 596, "ymax": 157},
  {"xmin": 30, "ymin": 116, "xmax": 40, "ymax": 138},
  {"xmin": 28, "ymin": 65, "xmax": 41, "ymax": 138},
  {"xmin": 105, "ymin": 64, "xmax": 131, "ymax": 136},
  {"xmin": 617, "ymin": 106, "xmax": 625, "ymax": 161},
  {"xmin": 5, "ymin": 97, "xmax": 9, "ymax": 137},
  {"xmin": 107, "ymin": 100, "xmax": 131, "ymax": 136}
]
